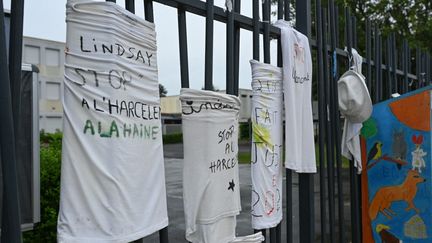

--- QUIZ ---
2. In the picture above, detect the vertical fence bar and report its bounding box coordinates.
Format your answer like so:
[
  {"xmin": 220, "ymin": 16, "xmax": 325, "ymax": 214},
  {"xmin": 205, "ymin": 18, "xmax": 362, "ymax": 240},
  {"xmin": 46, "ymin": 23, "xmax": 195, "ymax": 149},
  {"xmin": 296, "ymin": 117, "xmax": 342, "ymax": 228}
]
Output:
[
  {"xmin": 143, "ymin": 1, "xmax": 169, "ymax": 242},
  {"xmin": 204, "ymin": 0, "xmax": 214, "ymax": 90},
  {"xmin": 252, "ymin": 0, "xmax": 259, "ymax": 61},
  {"xmin": 283, "ymin": 2, "xmax": 293, "ymax": 243},
  {"xmin": 378, "ymin": 33, "xmax": 383, "ymax": 101},
  {"xmin": 329, "ymin": 2, "xmax": 346, "ymax": 243},
  {"xmin": 391, "ymin": 33, "xmax": 397, "ymax": 94},
  {"xmin": 233, "ymin": 0, "xmax": 241, "ymax": 96},
  {"xmin": 366, "ymin": 20, "xmax": 372, "ymax": 91},
  {"xmin": 226, "ymin": 2, "xmax": 235, "ymax": 95},
  {"xmin": 345, "ymin": 7, "xmax": 361, "ymax": 243},
  {"xmin": 276, "ymin": 2, "xmax": 284, "ymax": 242},
  {"xmin": 315, "ymin": 2, "xmax": 327, "ymax": 243},
  {"xmin": 386, "ymin": 36, "xmax": 392, "ymax": 97},
  {"xmin": 297, "ymin": 1, "xmax": 314, "ymax": 243},
  {"xmin": 323, "ymin": 8, "xmax": 337, "ymax": 243},
  {"xmin": 374, "ymin": 27, "xmax": 380, "ymax": 103},
  {"xmin": 402, "ymin": 39, "xmax": 408, "ymax": 93},
  {"xmin": 262, "ymin": 0, "xmax": 270, "ymax": 63},
  {"xmin": 416, "ymin": 48, "xmax": 421, "ymax": 89},
  {"xmin": 178, "ymin": 6, "xmax": 190, "ymax": 88},
  {"xmin": 0, "ymin": 1, "xmax": 22, "ymax": 242},
  {"xmin": 125, "ymin": 0, "xmax": 135, "ymax": 13}
]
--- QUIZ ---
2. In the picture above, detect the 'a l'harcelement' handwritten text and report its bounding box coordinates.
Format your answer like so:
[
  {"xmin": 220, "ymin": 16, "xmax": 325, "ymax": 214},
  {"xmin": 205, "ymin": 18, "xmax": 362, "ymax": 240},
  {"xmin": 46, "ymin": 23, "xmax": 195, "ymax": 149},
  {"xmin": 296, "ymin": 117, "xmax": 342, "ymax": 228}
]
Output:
[{"xmin": 81, "ymin": 97, "xmax": 160, "ymax": 121}]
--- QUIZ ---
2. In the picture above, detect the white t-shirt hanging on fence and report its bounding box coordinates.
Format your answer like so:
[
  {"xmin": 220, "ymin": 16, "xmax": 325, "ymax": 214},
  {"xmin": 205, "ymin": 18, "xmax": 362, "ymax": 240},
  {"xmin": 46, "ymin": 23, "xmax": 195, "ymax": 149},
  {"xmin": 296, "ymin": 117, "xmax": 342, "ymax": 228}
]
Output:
[
  {"xmin": 249, "ymin": 60, "xmax": 283, "ymax": 229},
  {"xmin": 58, "ymin": 2, "xmax": 168, "ymax": 242},
  {"xmin": 274, "ymin": 20, "xmax": 317, "ymax": 173},
  {"xmin": 181, "ymin": 88, "xmax": 242, "ymax": 243}
]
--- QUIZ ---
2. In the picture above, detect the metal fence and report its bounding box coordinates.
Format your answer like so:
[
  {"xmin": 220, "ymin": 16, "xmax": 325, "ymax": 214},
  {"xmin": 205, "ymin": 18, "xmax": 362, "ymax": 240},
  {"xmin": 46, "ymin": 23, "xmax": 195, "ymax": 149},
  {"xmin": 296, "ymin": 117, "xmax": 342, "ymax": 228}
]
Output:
[{"xmin": 1, "ymin": 0, "xmax": 431, "ymax": 243}]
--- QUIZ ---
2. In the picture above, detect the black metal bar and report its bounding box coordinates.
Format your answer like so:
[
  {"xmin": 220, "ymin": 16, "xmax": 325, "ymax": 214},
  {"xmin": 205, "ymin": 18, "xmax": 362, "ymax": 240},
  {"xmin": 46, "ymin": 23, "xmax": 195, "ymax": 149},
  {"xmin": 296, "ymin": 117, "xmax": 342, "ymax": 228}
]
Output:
[
  {"xmin": 144, "ymin": 0, "xmax": 154, "ymax": 22},
  {"xmin": 351, "ymin": 16, "xmax": 357, "ymax": 49},
  {"xmin": 178, "ymin": 6, "xmax": 190, "ymax": 88},
  {"xmin": 386, "ymin": 36, "xmax": 392, "ymax": 98},
  {"xmin": 233, "ymin": 0, "xmax": 241, "ymax": 96},
  {"xmin": 297, "ymin": 1, "xmax": 314, "ymax": 243},
  {"xmin": 270, "ymin": 227, "xmax": 276, "ymax": 243},
  {"xmin": 226, "ymin": 4, "xmax": 235, "ymax": 95},
  {"xmin": 374, "ymin": 27, "xmax": 379, "ymax": 103},
  {"xmin": 402, "ymin": 39, "xmax": 408, "ymax": 93},
  {"xmin": 366, "ymin": 20, "xmax": 372, "ymax": 91},
  {"xmin": 345, "ymin": 8, "xmax": 361, "ymax": 243},
  {"xmin": 277, "ymin": 0, "xmax": 283, "ymax": 67},
  {"xmin": 323, "ymin": 8, "xmax": 337, "ymax": 243},
  {"xmin": 159, "ymin": 227, "xmax": 169, "ymax": 243},
  {"xmin": 106, "ymin": 0, "xmax": 116, "ymax": 2},
  {"xmin": 275, "ymin": 223, "xmax": 281, "ymax": 243},
  {"xmin": 286, "ymin": 169, "xmax": 293, "ymax": 243},
  {"xmin": 284, "ymin": 0, "xmax": 290, "ymax": 21},
  {"xmin": 391, "ymin": 33, "xmax": 397, "ymax": 94},
  {"xmin": 262, "ymin": 0, "xmax": 271, "ymax": 63},
  {"xmin": 252, "ymin": 0, "xmax": 259, "ymax": 61},
  {"xmin": 204, "ymin": 0, "xmax": 214, "ymax": 90},
  {"xmin": 0, "ymin": 1, "xmax": 22, "ymax": 242},
  {"xmin": 315, "ymin": 2, "xmax": 327, "ymax": 243},
  {"xmin": 329, "ymin": 2, "xmax": 345, "ymax": 243},
  {"xmin": 378, "ymin": 33, "xmax": 383, "ymax": 101},
  {"xmin": 125, "ymin": 0, "xmax": 135, "ymax": 13},
  {"xmin": 416, "ymin": 48, "xmax": 421, "ymax": 89}
]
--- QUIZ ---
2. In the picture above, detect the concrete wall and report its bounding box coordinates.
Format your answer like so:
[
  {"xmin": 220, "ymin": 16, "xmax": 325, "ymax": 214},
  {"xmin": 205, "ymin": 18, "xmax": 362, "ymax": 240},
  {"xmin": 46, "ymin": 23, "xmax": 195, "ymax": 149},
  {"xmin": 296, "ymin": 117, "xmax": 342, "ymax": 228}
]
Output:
[{"xmin": 22, "ymin": 37, "xmax": 65, "ymax": 133}]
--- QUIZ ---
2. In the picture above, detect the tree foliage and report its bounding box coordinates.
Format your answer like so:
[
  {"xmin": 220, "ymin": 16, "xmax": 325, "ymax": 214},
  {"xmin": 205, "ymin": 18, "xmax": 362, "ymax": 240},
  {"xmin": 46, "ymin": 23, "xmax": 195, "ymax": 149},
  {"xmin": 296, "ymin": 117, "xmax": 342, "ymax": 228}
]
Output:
[
  {"xmin": 336, "ymin": 0, "xmax": 431, "ymax": 53},
  {"xmin": 159, "ymin": 83, "xmax": 168, "ymax": 97}
]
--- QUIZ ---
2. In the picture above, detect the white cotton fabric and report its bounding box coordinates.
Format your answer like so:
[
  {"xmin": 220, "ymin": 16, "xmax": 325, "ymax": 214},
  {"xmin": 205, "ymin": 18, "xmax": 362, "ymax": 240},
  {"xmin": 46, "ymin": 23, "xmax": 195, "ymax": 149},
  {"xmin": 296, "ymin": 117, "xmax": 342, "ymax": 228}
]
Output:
[
  {"xmin": 341, "ymin": 48, "xmax": 365, "ymax": 173},
  {"xmin": 181, "ymin": 88, "xmax": 242, "ymax": 243},
  {"xmin": 58, "ymin": 2, "xmax": 168, "ymax": 242},
  {"xmin": 274, "ymin": 20, "xmax": 317, "ymax": 173},
  {"xmin": 249, "ymin": 60, "xmax": 283, "ymax": 229},
  {"xmin": 230, "ymin": 232, "xmax": 265, "ymax": 243}
]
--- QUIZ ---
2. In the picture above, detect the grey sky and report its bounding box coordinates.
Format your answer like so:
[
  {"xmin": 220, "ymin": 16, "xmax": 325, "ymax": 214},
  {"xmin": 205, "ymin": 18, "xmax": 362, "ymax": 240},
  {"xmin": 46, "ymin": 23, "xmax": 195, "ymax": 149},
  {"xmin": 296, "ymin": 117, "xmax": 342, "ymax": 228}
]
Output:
[{"xmin": 4, "ymin": 0, "xmax": 279, "ymax": 95}]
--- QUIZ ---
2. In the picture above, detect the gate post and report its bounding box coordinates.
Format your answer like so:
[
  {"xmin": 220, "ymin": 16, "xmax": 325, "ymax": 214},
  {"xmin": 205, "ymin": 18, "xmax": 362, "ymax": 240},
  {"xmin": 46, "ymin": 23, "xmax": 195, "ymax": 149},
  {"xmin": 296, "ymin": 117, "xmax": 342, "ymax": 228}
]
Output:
[{"xmin": 295, "ymin": 1, "xmax": 315, "ymax": 243}]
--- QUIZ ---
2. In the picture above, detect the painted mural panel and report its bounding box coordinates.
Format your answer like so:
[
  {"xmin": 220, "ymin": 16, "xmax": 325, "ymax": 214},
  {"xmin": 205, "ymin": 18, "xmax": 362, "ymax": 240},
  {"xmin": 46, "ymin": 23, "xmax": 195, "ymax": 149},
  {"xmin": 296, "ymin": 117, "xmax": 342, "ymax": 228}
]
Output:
[{"xmin": 361, "ymin": 87, "xmax": 431, "ymax": 243}]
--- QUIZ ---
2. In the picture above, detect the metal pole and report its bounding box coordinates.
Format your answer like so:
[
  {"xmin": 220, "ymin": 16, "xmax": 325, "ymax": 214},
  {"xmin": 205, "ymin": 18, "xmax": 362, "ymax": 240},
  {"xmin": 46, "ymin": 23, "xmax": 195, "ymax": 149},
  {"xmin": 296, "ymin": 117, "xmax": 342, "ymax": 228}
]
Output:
[
  {"xmin": 226, "ymin": 3, "xmax": 235, "ymax": 95},
  {"xmin": 204, "ymin": 0, "xmax": 214, "ymax": 90},
  {"xmin": 315, "ymin": 2, "xmax": 327, "ymax": 243},
  {"xmin": 125, "ymin": 0, "xmax": 135, "ymax": 13},
  {"xmin": 233, "ymin": 0, "xmax": 241, "ymax": 96},
  {"xmin": 296, "ymin": 1, "xmax": 314, "ymax": 243},
  {"xmin": 0, "ymin": 0, "xmax": 23, "ymax": 242},
  {"xmin": 262, "ymin": 0, "xmax": 271, "ymax": 63},
  {"xmin": 178, "ymin": 6, "xmax": 190, "ymax": 88},
  {"xmin": 252, "ymin": 0, "xmax": 259, "ymax": 61}
]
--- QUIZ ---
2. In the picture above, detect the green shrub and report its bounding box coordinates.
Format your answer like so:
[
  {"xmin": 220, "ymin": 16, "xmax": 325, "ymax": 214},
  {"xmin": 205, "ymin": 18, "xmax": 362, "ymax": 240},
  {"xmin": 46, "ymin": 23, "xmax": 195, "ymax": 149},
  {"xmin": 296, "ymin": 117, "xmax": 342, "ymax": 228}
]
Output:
[
  {"xmin": 239, "ymin": 122, "xmax": 250, "ymax": 140},
  {"xmin": 24, "ymin": 132, "xmax": 62, "ymax": 243},
  {"xmin": 162, "ymin": 133, "xmax": 183, "ymax": 144}
]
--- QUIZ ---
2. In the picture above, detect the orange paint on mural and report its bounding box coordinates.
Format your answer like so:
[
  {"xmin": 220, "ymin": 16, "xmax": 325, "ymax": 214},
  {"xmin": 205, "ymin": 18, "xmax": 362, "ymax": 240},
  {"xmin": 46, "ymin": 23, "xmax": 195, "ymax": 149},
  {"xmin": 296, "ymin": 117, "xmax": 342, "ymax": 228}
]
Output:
[{"xmin": 389, "ymin": 91, "xmax": 431, "ymax": 131}]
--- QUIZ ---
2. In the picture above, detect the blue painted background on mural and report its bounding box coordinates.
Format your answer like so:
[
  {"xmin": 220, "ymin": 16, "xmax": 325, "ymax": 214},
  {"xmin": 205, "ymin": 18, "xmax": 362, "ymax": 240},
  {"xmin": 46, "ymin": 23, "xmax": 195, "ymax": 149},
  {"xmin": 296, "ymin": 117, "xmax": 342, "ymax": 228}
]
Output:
[{"xmin": 366, "ymin": 89, "xmax": 431, "ymax": 242}]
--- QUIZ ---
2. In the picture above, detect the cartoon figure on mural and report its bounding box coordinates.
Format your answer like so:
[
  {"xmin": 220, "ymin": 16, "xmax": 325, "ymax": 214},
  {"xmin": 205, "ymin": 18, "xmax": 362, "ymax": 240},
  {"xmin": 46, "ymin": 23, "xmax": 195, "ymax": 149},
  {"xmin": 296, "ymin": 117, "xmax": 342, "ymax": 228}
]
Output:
[
  {"xmin": 411, "ymin": 135, "xmax": 427, "ymax": 173},
  {"xmin": 392, "ymin": 129, "xmax": 407, "ymax": 164},
  {"xmin": 369, "ymin": 170, "xmax": 426, "ymax": 220}
]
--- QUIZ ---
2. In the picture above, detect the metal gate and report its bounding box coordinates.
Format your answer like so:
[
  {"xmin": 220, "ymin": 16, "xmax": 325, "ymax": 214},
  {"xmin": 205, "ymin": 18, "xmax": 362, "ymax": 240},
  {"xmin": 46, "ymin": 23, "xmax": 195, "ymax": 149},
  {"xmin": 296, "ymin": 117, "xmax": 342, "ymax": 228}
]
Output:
[{"xmin": 0, "ymin": 0, "xmax": 431, "ymax": 243}]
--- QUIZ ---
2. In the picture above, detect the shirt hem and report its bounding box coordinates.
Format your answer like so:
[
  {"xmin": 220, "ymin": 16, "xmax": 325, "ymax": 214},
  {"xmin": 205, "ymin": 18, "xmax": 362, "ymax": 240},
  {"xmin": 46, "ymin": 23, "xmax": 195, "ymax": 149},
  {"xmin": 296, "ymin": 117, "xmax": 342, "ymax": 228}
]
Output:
[
  {"xmin": 57, "ymin": 217, "xmax": 168, "ymax": 243},
  {"xmin": 252, "ymin": 216, "xmax": 283, "ymax": 230},
  {"xmin": 285, "ymin": 162, "xmax": 317, "ymax": 173}
]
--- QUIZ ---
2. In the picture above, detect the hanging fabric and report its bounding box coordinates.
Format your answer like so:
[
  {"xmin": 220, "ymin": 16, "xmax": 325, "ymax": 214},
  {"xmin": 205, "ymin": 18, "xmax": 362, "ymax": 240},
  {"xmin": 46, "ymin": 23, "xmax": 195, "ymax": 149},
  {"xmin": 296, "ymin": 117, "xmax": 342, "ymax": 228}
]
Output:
[
  {"xmin": 274, "ymin": 20, "xmax": 317, "ymax": 173},
  {"xmin": 58, "ymin": 2, "xmax": 168, "ymax": 242},
  {"xmin": 249, "ymin": 60, "xmax": 283, "ymax": 229}
]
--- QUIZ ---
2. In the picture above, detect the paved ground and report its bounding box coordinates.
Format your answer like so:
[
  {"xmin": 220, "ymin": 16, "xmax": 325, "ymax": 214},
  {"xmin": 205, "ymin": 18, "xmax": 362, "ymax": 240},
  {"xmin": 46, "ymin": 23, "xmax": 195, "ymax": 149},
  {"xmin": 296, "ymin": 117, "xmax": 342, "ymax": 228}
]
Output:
[{"xmin": 137, "ymin": 143, "xmax": 352, "ymax": 243}]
